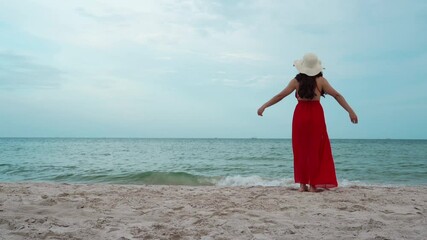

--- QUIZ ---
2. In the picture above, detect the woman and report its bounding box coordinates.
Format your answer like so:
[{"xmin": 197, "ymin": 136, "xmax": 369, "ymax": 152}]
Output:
[{"xmin": 257, "ymin": 53, "xmax": 358, "ymax": 192}]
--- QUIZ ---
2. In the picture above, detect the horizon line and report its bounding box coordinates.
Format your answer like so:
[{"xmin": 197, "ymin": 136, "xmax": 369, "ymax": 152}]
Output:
[{"xmin": 0, "ymin": 137, "xmax": 426, "ymax": 141}]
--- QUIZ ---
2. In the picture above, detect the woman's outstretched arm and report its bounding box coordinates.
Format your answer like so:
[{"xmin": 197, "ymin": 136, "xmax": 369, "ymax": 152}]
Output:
[
  {"xmin": 320, "ymin": 77, "xmax": 358, "ymax": 124},
  {"xmin": 257, "ymin": 79, "xmax": 297, "ymax": 116}
]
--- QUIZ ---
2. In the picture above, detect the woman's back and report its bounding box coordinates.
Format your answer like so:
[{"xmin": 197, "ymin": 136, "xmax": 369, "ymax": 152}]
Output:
[{"xmin": 295, "ymin": 74, "xmax": 324, "ymax": 101}]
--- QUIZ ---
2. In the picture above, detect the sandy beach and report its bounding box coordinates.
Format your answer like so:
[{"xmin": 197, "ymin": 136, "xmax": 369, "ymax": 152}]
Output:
[{"xmin": 0, "ymin": 183, "xmax": 426, "ymax": 240}]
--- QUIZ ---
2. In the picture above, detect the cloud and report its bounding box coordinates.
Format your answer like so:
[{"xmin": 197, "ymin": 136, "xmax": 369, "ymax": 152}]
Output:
[
  {"xmin": 216, "ymin": 52, "xmax": 269, "ymax": 63},
  {"xmin": 75, "ymin": 7, "xmax": 128, "ymax": 23},
  {"xmin": 0, "ymin": 52, "xmax": 63, "ymax": 89},
  {"xmin": 1, "ymin": 0, "xmax": 427, "ymax": 138},
  {"xmin": 12, "ymin": 0, "xmax": 226, "ymax": 49},
  {"xmin": 211, "ymin": 75, "xmax": 277, "ymax": 88},
  {"xmin": 0, "ymin": 1, "xmax": 262, "ymax": 54}
]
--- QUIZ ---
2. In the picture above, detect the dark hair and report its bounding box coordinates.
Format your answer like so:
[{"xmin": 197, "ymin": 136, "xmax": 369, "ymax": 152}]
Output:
[{"xmin": 295, "ymin": 72, "xmax": 325, "ymax": 99}]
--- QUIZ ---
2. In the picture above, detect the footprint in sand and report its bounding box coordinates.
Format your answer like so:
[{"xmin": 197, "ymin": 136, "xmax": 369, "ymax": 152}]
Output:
[
  {"xmin": 40, "ymin": 198, "xmax": 57, "ymax": 206},
  {"xmin": 337, "ymin": 204, "xmax": 368, "ymax": 212}
]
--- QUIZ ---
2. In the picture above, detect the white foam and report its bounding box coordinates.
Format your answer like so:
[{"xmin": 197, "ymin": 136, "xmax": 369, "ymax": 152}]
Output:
[
  {"xmin": 339, "ymin": 179, "xmax": 367, "ymax": 187},
  {"xmin": 213, "ymin": 176, "xmax": 396, "ymax": 188},
  {"xmin": 338, "ymin": 179, "xmax": 401, "ymax": 188},
  {"xmin": 215, "ymin": 175, "xmax": 295, "ymax": 187}
]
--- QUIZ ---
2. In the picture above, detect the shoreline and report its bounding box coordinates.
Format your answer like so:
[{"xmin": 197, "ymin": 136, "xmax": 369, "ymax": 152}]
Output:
[{"xmin": 1, "ymin": 182, "xmax": 426, "ymax": 239}]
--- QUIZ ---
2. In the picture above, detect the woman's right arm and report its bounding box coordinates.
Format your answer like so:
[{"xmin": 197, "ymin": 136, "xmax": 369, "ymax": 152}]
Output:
[
  {"xmin": 257, "ymin": 79, "xmax": 297, "ymax": 116},
  {"xmin": 320, "ymin": 77, "xmax": 358, "ymax": 124}
]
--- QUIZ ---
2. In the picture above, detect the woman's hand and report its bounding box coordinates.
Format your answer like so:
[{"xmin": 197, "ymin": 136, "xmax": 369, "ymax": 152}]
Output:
[
  {"xmin": 350, "ymin": 112, "xmax": 358, "ymax": 124},
  {"xmin": 257, "ymin": 106, "xmax": 266, "ymax": 116}
]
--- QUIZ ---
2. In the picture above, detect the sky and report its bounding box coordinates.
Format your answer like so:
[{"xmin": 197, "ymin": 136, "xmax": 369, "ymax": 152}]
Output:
[{"xmin": 1, "ymin": 0, "xmax": 427, "ymax": 139}]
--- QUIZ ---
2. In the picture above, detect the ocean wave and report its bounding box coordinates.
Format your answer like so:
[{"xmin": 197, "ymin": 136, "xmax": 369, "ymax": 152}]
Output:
[
  {"xmin": 44, "ymin": 171, "xmax": 398, "ymax": 187},
  {"xmin": 118, "ymin": 172, "xmax": 216, "ymax": 186},
  {"xmin": 48, "ymin": 172, "xmax": 297, "ymax": 186},
  {"xmin": 50, "ymin": 171, "xmax": 217, "ymax": 186},
  {"xmin": 50, "ymin": 172, "xmax": 298, "ymax": 187}
]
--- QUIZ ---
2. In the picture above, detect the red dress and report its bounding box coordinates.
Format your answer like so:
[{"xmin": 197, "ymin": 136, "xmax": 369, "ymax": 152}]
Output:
[{"xmin": 292, "ymin": 100, "xmax": 338, "ymax": 188}]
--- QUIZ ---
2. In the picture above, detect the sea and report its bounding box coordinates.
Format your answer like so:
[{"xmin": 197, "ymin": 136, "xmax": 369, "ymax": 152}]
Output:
[{"xmin": 1, "ymin": 138, "xmax": 426, "ymax": 187}]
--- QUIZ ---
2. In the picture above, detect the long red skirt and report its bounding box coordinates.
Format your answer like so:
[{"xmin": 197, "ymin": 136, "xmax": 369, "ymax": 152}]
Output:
[{"xmin": 292, "ymin": 100, "xmax": 338, "ymax": 188}]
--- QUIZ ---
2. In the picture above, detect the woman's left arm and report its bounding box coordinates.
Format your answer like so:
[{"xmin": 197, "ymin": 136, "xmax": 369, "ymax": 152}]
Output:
[{"xmin": 257, "ymin": 79, "xmax": 297, "ymax": 116}]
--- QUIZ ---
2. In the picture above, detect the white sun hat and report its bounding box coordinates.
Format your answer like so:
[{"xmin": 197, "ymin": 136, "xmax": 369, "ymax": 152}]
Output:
[{"xmin": 293, "ymin": 53, "xmax": 324, "ymax": 76}]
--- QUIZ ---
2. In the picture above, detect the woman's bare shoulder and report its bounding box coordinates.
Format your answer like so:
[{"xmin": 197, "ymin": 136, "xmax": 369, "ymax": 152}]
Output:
[
  {"xmin": 317, "ymin": 76, "xmax": 331, "ymax": 86},
  {"xmin": 318, "ymin": 76, "xmax": 339, "ymax": 96},
  {"xmin": 317, "ymin": 76, "xmax": 327, "ymax": 82}
]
